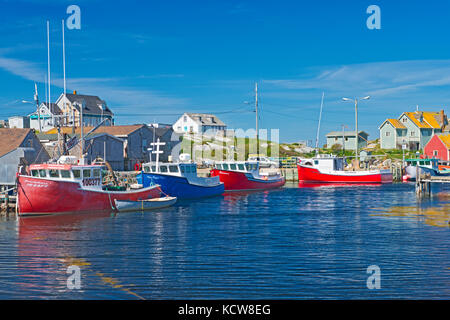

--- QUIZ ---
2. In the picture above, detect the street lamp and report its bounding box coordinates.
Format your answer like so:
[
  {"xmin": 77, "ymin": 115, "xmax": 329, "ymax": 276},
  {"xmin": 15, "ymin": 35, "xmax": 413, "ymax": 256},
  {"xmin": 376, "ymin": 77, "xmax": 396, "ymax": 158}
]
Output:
[{"xmin": 342, "ymin": 96, "xmax": 370, "ymax": 165}]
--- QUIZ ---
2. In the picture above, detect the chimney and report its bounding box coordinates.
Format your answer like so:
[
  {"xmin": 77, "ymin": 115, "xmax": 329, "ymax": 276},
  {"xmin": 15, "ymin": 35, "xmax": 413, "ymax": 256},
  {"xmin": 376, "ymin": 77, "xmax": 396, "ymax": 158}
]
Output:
[
  {"xmin": 440, "ymin": 109, "xmax": 445, "ymax": 128},
  {"xmin": 73, "ymin": 90, "xmax": 77, "ymax": 95}
]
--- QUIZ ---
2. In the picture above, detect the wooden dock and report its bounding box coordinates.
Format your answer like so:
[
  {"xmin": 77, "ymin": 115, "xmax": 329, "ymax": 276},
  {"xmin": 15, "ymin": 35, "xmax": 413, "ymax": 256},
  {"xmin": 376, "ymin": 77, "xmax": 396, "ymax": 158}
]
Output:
[
  {"xmin": 416, "ymin": 175, "xmax": 450, "ymax": 197},
  {"xmin": 0, "ymin": 193, "xmax": 16, "ymax": 216}
]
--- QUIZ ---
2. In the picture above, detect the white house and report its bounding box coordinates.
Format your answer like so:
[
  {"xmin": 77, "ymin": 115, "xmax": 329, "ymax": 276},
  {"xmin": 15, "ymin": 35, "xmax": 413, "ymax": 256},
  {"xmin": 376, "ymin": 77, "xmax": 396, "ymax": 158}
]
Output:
[
  {"xmin": 8, "ymin": 116, "xmax": 29, "ymax": 129},
  {"xmin": 173, "ymin": 113, "xmax": 227, "ymax": 135},
  {"xmin": 29, "ymin": 102, "xmax": 63, "ymax": 132}
]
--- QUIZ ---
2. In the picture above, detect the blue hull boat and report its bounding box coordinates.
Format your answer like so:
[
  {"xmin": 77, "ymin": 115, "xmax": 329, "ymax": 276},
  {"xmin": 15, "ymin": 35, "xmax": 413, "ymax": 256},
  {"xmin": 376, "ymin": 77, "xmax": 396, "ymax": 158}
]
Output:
[
  {"xmin": 137, "ymin": 160, "xmax": 224, "ymax": 199},
  {"xmin": 137, "ymin": 172, "xmax": 224, "ymax": 199}
]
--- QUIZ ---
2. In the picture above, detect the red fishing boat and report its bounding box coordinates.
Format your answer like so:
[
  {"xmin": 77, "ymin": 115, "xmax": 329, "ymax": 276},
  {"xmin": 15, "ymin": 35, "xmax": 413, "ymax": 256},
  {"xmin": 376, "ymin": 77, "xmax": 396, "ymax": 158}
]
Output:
[
  {"xmin": 297, "ymin": 155, "xmax": 392, "ymax": 184},
  {"xmin": 17, "ymin": 162, "xmax": 162, "ymax": 216},
  {"xmin": 210, "ymin": 161, "xmax": 285, "ymax": 191}
]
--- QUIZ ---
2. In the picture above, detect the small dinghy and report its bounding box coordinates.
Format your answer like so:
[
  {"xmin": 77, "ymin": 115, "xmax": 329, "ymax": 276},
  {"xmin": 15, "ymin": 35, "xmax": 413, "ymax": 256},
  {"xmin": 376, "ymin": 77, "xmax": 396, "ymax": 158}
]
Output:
[{"xmin": 114, "ymin": 196, "xmax": 177, "ymax": 212}]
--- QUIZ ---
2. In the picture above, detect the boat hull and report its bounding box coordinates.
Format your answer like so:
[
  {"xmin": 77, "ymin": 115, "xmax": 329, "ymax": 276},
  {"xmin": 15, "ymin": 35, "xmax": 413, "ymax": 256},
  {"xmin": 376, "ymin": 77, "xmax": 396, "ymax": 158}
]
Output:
[
  {"xmin": 136, "ymin": 173, "xmax": 224, "ymax": 199},
  {"xmin": 210, "ymin": 169, "xmax": 286, "ymax": 191},
  {"xmin": 17, "ymin": 175, "xmax": 162, "ymax": 216},
  {"xmin": 297, "ymin": 165, "xmax": 392, "ymax": 184},
  {"xmin": 114, "ymin": 196, "xmax": 177, "ymax": 212}
]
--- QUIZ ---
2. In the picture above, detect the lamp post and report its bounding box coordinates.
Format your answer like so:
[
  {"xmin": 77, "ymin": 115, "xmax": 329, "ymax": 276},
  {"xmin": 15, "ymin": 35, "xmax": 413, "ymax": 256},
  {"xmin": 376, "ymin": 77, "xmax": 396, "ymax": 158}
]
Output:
[
  {"xmin": 342, "ymin": 96, "xmax": 370, "ymax": 165},
  {"xmin": 22, "ymin": 98, "xmax": 42, "ymax": 132}
]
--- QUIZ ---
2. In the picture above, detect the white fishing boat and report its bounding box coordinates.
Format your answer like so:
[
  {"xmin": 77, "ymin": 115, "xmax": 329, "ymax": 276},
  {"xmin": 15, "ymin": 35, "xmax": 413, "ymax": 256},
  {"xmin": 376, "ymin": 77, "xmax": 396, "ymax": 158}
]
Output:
[{"xmin": 114, "ymin": 196, "xmax": 177, "ymax": 212}]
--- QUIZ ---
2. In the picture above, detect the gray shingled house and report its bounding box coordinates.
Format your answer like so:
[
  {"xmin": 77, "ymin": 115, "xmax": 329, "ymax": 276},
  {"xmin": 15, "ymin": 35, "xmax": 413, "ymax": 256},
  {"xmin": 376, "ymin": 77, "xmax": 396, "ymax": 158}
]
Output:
[{"xmin": 0, "ymin": 128, "xmax": 50, "ymax": 186}]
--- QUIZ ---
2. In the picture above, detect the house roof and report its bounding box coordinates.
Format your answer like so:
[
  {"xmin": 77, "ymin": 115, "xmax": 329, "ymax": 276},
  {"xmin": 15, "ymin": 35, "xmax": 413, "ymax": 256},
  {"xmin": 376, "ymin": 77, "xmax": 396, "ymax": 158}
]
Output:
[
  {"xmin": 437, "ymin": 134, "xmax": 450, "ymax": 149},
  {"xmin": 59, "ymin": 93, "xmax": 113, "ymax": 116},
  {"xmin": 386, "ymin": 119, "xmax": 406, "ymax": 129},
  {"xmin": 403, "ymin": 111, "xmax": 446, "ymax": 129},
  {"xmin": 42, "ymin": 102, "xmax": 62, "ymax": 115},
  {"xmin": 0, "ymin": 128, "xmax": 32, "ymax": 157},
  {"xmin": 186, "ymin": 113, "xmax": 226, "ymax": 127},
  {"xmin": 45, "ymin": 124, "xmax": 145, "ymax": 137},
  {"xmin": 326, "ymin": 131, "xmax": 369, "ymax": 137}
]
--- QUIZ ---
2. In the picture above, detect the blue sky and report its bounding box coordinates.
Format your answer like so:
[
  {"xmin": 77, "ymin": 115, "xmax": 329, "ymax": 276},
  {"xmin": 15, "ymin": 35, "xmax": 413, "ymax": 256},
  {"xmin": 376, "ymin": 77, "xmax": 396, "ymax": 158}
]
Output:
[{"xmin": 0, "ymin": 0, "xmax": 449, "ymax": 144}]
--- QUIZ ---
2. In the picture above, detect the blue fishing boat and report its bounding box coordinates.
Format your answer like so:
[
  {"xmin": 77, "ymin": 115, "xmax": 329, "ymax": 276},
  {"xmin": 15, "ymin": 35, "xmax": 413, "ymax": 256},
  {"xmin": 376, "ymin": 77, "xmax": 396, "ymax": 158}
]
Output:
[{"xmin": 136, "ymin": 162, "xmax": 224, "ymax": 199}]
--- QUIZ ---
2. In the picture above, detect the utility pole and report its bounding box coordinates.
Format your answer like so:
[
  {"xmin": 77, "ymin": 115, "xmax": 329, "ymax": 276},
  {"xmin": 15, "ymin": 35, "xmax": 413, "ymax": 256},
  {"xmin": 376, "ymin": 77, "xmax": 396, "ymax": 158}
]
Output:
[{"xmin": 342, "ymin": 96, "xmax": 370, "ymax": 167}]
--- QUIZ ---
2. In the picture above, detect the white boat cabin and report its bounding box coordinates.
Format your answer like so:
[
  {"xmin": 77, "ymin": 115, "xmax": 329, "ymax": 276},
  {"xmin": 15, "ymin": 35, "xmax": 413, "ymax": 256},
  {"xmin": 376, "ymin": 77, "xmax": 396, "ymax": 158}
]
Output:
[
  {"xmin": 28, "ymin": 164, "xmax": 105, "ymax": 189},
  {"xmin": 300, "ymin": 155, "xmax": 345, "ymax": 172},
  {"xmin": 405, "ymin": 158, "xmax": 439, "ymax": 170},
  {"xmin": 214, "ymin": 161, "xmax": 259, "ymax": 173},
  {"xmin": 142, "ymin": 162, "xmax": 198, "ymax": 177}
]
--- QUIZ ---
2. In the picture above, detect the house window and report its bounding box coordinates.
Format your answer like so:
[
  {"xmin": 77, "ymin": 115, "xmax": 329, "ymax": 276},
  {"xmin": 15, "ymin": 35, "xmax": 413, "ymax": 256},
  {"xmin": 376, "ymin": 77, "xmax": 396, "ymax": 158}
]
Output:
[
  {"xmin": 411, "ymin": 131, "xmax": 415, "ymax": 137},
  {"xmin": 190, "ymin": 126, "xmax": 193, "ymax": 132},
  {"xmin": 402, "ymin": 118, "xmax": 407, "ymax": 123},
  {"xmin": 335, "ymin": 137, "xmax": 338, "ymax": 141},
  {"xmin": 433, "ymin": 150, "xmax": 438, "ymax": 156},
  {"xmin": 345, "ymin": 137, "xmax": 348, "ymax": 141},
  {"xmin": 386, "ymin": 132, "xmax": 390, "ymax": 137},
  {"xmin": 184, "ymin": 116, "xmax": 187, "ymax": 122}
]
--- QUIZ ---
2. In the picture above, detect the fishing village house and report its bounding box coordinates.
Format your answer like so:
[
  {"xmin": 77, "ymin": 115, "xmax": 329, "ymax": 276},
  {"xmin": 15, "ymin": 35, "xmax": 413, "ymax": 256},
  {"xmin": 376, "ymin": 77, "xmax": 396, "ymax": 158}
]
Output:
[
  {"xmin": 55, "ymin": 91, "xmax": 114, "ymax": 127},
  {"xmin": 424, "ymin": 133, "xmax": 450, "ymax": 161},
  {"xmin": 173, "ymin": 113, "xmax": 227, "ymax": 135},
  {"xmin": 379, "ymin": 110, "xmax": 449, "ymax": 150},
  {"xmin": 8, "ymin": 116, "xmax": 29, "ymax": 129},
  {"xmin": 0, "ymin": 128, "xmax": 50, "ymax": 187},
  {"xmin": 46, "ymin": 124, "xmax": 176, "ymax": 170},
  {"xmin": 38, "ymin": 132, "xmax": 125, "ymax": 171},
  {"xmin": 29, "ymin": 102, "xmax": 62, "ymax": 132},
  {"xmin": 325, "ymin": 131, "xmax": 369, "ymax": 150}
]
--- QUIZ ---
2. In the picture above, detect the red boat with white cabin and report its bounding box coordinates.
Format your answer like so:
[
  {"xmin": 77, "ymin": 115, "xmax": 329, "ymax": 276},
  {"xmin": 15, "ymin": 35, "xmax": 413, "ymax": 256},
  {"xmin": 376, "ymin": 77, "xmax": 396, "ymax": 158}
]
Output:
[
  {"xmin": 210, "ymin": 161, "xmax": 285, "ymax": 191},
  {"xmin": 17, "ymin": 161, "xmax": 162, "ymax": 216},
  {"xmin": 297, "ymin": 155, "xmax": 392, "ymax": 184}
]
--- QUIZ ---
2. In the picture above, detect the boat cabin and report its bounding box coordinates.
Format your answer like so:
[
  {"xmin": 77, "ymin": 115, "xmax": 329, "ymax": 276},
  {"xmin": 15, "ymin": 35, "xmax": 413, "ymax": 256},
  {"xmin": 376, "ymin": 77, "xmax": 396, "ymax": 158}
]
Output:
[
  {"xmin": 405, "ymin": 158, "xmax": 439, "ymax": 170},
  {"xmin": 28, "ymin": 163, "xmax": 105, "ymax": 189},
  {"xmin": 214, "ymin": 161, "xmax": 259, "ymax": 173},
  {"xmin": 142, "ymin": 162, "xmax": 198, "ymax": 177},
  {"xmin": 300, "ymin": 155, "xmax": 345, "ymax": 172}
]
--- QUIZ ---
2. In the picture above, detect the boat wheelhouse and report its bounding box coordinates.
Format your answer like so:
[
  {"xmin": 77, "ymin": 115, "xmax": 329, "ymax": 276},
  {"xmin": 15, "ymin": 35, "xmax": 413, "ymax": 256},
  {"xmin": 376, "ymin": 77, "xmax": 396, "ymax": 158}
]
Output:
[
  {"xmin": 297, "ymin": 155, "xmax": 392, "ymax": 184},
  {"xmin": 17, "ymin": 163, "xmax": 162, "ymax": 216},
  {"xmin": 210, "ymin": 161, "xmax": 285, "ymax": 191},
  {"xmin": 403, "ymin": 158, "xmax": 450, "ymax": 180},
  {"xmin": 136, "ymin": 161, "xmax": 224, "ymax": 199}
]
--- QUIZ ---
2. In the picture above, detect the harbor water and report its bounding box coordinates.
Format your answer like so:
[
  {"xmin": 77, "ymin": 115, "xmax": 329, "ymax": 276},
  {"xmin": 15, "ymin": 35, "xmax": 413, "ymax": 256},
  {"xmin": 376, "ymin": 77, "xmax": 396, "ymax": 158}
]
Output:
[{"xmin": 0, "ymin": 182, "xmax": 448, "ymax": 299}]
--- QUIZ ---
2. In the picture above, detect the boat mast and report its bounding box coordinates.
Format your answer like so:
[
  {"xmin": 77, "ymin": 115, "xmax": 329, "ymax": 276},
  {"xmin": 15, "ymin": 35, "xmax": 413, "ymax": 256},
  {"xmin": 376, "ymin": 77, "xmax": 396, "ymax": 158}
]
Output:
[
  {"xmin": 47, "ymin": 21, "xmax": 51, "ymax": 123},
  {"xmin": 315, "ymin": 92, "xmax": 325, "ymax": 155},
  {"xmin": 62, "ymin": 19, "xmax": 66, "ymax": 126},
  {"xmin": 255, "ymin": 82, "xmax": 259, "ymax": 156}
]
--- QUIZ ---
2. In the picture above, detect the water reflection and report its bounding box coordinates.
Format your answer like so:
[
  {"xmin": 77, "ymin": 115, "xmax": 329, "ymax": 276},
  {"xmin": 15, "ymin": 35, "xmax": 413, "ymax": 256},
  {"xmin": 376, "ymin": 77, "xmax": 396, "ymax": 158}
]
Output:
[{"xmin": 372, "ymin": 192, "xmax": 450, "ymax": 228}]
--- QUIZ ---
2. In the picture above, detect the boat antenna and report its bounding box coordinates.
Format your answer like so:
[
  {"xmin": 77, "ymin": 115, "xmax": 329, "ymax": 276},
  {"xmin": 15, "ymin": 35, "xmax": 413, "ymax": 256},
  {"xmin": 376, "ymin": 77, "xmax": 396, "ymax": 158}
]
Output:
[
  {"xmin": 80, "ymin": 100, "xmax": 85, "ymax": 162},
  {"xmin": 315, "ymin": 92, "xmax": 325, "ymax": 155},
  {"xmin": 255, "ymin": 82, "xmax": 259, "ymax": 156}
]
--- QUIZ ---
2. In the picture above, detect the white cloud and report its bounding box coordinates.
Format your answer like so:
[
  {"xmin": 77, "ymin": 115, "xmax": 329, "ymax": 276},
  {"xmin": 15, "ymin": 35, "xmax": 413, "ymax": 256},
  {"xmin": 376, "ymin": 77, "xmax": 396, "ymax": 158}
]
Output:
[
  {"xmin": 263, "ymin": 60, "xmax": 450, "ymax": 99},
  {"xmin": 0, "ymin": 54, "xmax": 188, "ymax": 115}
]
